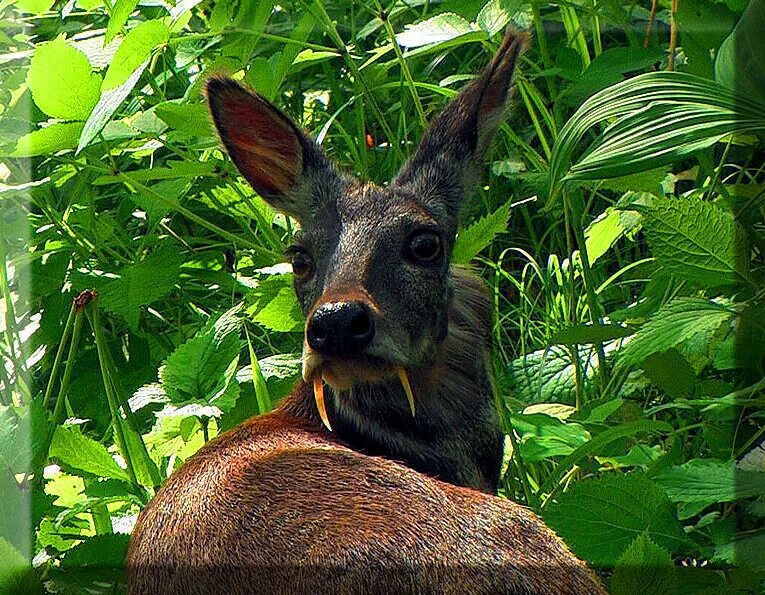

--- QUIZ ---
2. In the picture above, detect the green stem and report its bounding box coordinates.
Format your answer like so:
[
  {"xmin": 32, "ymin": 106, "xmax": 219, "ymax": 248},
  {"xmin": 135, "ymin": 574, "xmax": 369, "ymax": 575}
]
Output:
[
  {"xmin": 52, "ymin": 310, "xmax": 86, "ymax": 425},
  {"xmin": 86, "ymin": 307, "xmax": 139, "ymax": 489},
  {"xmin": 43, "ymin": 301, "xmax": 76, "ymax": 409}
]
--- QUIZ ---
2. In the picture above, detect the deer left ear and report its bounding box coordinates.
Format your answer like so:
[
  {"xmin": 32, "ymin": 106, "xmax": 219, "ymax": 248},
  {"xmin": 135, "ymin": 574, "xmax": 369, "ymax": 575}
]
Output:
[
  {"xmin": 206, "ymin": 77, "xmax": 338, "ymax": 222},
  {"xmin": 392, "ymin": 29, "xmax": 529, "ymax": 231}
]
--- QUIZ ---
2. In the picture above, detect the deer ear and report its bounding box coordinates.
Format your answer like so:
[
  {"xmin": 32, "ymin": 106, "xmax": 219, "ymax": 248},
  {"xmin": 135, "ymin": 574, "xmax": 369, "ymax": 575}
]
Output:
[
  {"xmin": 206, "ymin": 77, "xmax": 335, "ymax": 222},
  {"xmin": 393, "ymin": 29, "xmax": 529, "ymax": 227}
]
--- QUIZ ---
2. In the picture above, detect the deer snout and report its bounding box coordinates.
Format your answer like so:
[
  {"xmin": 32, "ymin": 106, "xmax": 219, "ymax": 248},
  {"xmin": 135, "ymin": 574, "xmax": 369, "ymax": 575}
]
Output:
[{"xmin": 307, "ymin": 301, "xmax": 375, "ymax": 357}]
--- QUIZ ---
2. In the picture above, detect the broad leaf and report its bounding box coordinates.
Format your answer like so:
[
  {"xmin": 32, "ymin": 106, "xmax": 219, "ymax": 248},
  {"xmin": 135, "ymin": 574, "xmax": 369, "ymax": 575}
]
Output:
[
  {"xmin": 543, "ymin": 474, "xmax": 689, "ymax": 566},
  {"xmin": 396, "ymin": 13, "xmax": 476, "ymax": 48},
  {"xmin": 715, "ymin": 0, "xmax": 765, "ymax": 103},
  {"xmin": 104, "ymin": 0, "xmax": 140, "ymax": 44},
  {"xmin": 642, "ymin": 195, "xmax": 751, "ymax": 288},
  {"xmin": 610, "ymin": 533, "xmax": 676, "ymax": 595},
  {"xmin": 103, "ymin": 19, "xmax": 170, "ymax": 90},
  {"xmin": 49, "ymin": 426, "xmax": 129, "ymax": 482},
  {"xmin": 654, "ymin": 459, "xmax": 765, "ymax": 506},
  {"xmin": 160, "ymin": 305, "xmax": 243, "ymax": 411},
  {"xmin": 9, "ymin": 121, "xmax": 84, "ymax": 157},
  {"xmin": 28, "ymin": 38, "xmax": 101, "ymax": 120},
  {"xmin": 618, "ymin": 298, "xmax": 733, "ymax": 369}
]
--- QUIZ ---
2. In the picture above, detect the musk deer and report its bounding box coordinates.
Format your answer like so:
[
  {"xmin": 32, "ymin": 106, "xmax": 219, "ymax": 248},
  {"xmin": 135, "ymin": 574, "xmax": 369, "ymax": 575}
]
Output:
[{"xmin": 127, "ymin": 29, "xmax": 605, "ymax": 595}]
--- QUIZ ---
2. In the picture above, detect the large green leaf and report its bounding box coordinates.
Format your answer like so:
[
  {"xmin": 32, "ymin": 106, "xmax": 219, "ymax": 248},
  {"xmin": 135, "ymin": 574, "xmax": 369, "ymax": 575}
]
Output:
[
  {"xmin": 642, "ymin": 195, "xmax": 752, "ymax": 288},
  {"xmin": 610, "ymin": 533, "xmax": 676, "ymax": 595},
  {"xmin": 105, "ymin": 0, "xmax": 140, "ymax": 44},
  {"xmin": 396, "ymin": 13, "xmax": 476, "ymax": 48},
  {"xmin": 103, "ymin": 19, "xmax": 170, "ymax": 90},
  {"xmin": 654, "ymin": 459, "xmax": 765, "ymax": 506},
  {"xmin": 452, "ymin": 200, "xmax": 511, "ymax": 263},
  {"xmin": 28, "ymin": 38, "xmax": 101, "ymax": 120},
  {"xmin": 543, "ymin": 474, "xmax": 690, "ymax": 566},
  {"xmin": 49, "ymin": 426, "xmax": 129, "ymax": 482},
  {"xmin": 9, "ymin": 121, "xmax": 84, "ymax": 157},
  {"xmin": 247, "ymin": 274, "xmax": 304, "ymax": 333},
  {"xmin": 715, "ymin": 0, "xmax": 765, "ymax": 103},
  {"xmin": 548, "ymin": 72, "xmax": 765, "ymax": 203},
  {"xmin": 159, "ymin": 305, "xmax": 243, "ymax": 411},
  {"xmin": 618, "ymin": 298, "xmax": 733, "ymax": 369}
]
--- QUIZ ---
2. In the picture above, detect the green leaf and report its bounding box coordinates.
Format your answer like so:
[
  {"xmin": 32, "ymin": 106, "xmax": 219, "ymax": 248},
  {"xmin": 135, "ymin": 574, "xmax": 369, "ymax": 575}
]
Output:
[
  {"xmin": 50, "ymin": 426, "xmax": 129, "ymax": 481},
  {"xmin": 506, "ymin": 345, "xmax": 598, "ymax": 404},
  {"xmin": 28, "ymin": 38, "xmax": 101, "ymax": 120},
  {"xmin": 715, "ymin": 0, "xmax": 765, "ymax": 103},
  {"xmin": 105, "ymin": 0, "xmax": 140, "ymax": 43},
  {"xmin": 155, "ymin": 102, "xmax": 214, "ymax": 138},
  {"xmin": 653, "ymin": 459, "xmax": 765, "ymax": 506},
  {"xmin": 548, "ymin": 72, "xmax": 765, "ymax": 203},
  {"xmin": 9, "ymin": 121, "xmax": 84, "ymax": 157},
  {"xmin": 77, "ymin": 60, "xmax": 147, "ymax": 153},
  {"xmin": 641, "ymin": 349, "xmax": 696, "ymax": 398},
  {"xmin": 476, "ymin": 0, "xmax": 521, "ymax": 36},
  {"xmin": 61, "ymin": 533, "xmax": 130, "ymax": 568},
  {"xmin": 0, "ymin": 537, "xmax": 35, "ymax": 594},
  {"xmin": 396, "ymin": 13, "xmax": 477, "ymax": 48},
  {"xmin": 89, "ymin": 246, "xmax": 182, "ymax": 329},
  {"xmin": 550, "ymin": 323, "xmax": 632, "ymax": 345},
  {"xmin": 715, "ymin": 532, "xmax": 765, "ymax": 573},
  {"xmin": 543, "ymin": 474, "xmax": 689, "ymax": 566},
  {"xmin": 584, "ymin": 207, "xmax": 626, "ymax": 264},
  {"xmin": 103, "ymin": 19, "xmax": 170, "ymax": 90},
  {"xmin": 610, "ymin": 533, "xmax": 677, "ymax": 595},
  {"xmin": 618, "ymin": 298, "xmax": 733, "ymax": 368},
  {"xmin": 510, "ymin": 413, "xmax": 591, "ymax": 461},
  {"xmin": 247, "ymin": 274, "xmax": 304, "ymax": 333},
  {"xmin": 642, "ymin": 195, "xmax": 751, "ymax": 288},
  {"xmin": 15, "ymin": 0, "xmax": 55, "ymax": 12},
  {"xmin": 160, "ymin": 305, "xmax": 243, "ymax": 410},
  {"xmin": 452, "ymin": 200, "xmax": 511, "ymax": 263}
]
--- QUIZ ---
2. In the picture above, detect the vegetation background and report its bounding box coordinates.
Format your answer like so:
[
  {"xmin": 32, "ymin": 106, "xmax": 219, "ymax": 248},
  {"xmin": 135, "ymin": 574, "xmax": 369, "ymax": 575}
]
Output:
[{"xmin": 1, "ymin": 0, "xmax": 764, "ymax": 592}]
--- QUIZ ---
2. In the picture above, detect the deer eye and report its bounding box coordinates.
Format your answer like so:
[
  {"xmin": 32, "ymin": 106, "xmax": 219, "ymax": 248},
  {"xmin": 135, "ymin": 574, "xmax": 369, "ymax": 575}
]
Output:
[
  {"xmin": 288, "ymin": 248, "xmax": 314, "ymax": 281},
  {"xmin": 406, "ymin": 231, "xmax": 443, "ymax": 264}
]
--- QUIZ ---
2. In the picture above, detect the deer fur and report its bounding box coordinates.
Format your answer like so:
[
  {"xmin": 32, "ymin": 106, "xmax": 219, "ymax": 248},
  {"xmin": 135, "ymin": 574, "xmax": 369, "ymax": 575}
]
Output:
[{"xmin": 127, "ymin": 29, "xmax": 606, "ymax": 595}]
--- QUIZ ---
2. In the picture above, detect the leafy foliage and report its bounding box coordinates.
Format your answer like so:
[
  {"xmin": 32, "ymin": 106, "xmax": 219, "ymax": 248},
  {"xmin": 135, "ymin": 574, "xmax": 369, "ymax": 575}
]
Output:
[{"xmin": 1, "ymin": 0, "xmax": 763, "ymax": 592}]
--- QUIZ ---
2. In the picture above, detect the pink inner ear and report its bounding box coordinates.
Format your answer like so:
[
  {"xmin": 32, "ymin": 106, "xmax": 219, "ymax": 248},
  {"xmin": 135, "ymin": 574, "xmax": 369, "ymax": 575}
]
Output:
[{"xmin": 218, "ymin": 91, "xmax": 303, "ymax": 197}]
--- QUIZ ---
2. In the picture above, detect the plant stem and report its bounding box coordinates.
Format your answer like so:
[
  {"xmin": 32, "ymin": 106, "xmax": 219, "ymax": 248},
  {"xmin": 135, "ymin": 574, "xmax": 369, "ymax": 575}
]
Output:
[
  {"xmin": 43, "ymin": 300, "xmax": 76, "ymax": 409},
  {"xmin": 52, "ymin": 310, "xmax": 86, "ymax": 425}
]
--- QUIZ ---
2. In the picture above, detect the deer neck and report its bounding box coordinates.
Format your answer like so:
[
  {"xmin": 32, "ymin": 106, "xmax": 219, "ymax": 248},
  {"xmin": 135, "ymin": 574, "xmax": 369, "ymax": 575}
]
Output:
[{"xmin": 281, "ymin": 268, "xmax": 503, "ymax": 494}]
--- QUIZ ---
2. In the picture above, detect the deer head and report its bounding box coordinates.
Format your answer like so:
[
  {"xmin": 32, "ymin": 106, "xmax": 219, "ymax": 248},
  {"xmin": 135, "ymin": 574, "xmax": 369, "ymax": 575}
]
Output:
[{"xmin": 206, "ymin": 30, "xmax": 528, "ymax": 492}]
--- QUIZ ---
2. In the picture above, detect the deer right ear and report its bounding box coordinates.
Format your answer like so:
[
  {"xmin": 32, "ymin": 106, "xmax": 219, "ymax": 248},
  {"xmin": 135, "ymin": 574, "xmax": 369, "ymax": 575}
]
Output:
[{"xmin": 206, "ymin": 77, "xmax": 334, "ymax": 222}]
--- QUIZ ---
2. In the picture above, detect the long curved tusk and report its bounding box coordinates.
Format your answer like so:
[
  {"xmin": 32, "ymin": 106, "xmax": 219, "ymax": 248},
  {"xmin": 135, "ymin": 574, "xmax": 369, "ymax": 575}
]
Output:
[
  {"xmin": 313, "ymin": 376, "xmax": 332, "ymax": 431},
  {"xmin": 397, "ymin": 368, "xmax": 416, "ymax": 418}
]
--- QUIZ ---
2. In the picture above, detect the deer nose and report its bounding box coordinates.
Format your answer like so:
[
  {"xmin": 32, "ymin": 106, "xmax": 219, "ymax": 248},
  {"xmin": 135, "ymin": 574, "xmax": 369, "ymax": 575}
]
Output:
[{"xmin": 307, "ymin": 301, "xmax": 375, "ymax": 357}]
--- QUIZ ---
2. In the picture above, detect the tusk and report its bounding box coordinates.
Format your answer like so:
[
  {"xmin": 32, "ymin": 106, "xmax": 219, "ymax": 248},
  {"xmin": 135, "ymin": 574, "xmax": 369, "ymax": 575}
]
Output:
[
  {"xmin": 397, "ymin": 368, "xmax": 416, "ymax": 418},
  {"xmin": 313, "ymin": 376, "xmax": 332, "ymax": 431}
]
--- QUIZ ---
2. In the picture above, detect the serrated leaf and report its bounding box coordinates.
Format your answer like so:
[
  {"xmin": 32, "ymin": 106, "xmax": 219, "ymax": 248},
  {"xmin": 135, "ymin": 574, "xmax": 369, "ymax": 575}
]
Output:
[
  {"xmin": 103, "ymin": 20, "xmax": 170, "ymax": 90},
  {"xmin": 155, "ymin": 101, "xmax": 214, "ymax": 137},
  {"xmin": 78, "ymin": 60, "xmax": 147, "ymax": 153},
  {"xmin": 610, "ymin": 533, "xmax": 677, "ymax": 595},
  {"xmin": 92, "ymin": 246, "xmax": 182, "ymax": 329},
  {"xmin": 28, "ymin": 38, "xmax": 101, "ymax": 120},
  {"xmin": 643, "ymin": 196, "xmax": 751, "ymax": 288},
  {"xmin": 452, "ymin": 200, "xmax": 511, "ymax": 264},
  {"xmin": 9, "ymin": 121, "xmax": 84, "ymax": 157},
  {"xmin": 160, "ymin": 305, "xmax": 243, "ymax": 411},
  {"xmin": 715, "ymin": 533, "xmax": 765, "ymax": 573},
  {"xmin": 396, "ymin": 13, "xmax": 476, "ymax": 48},
  {"xmin": 618, "ymin": 298, "xmax": 733, "ymax": 368},
  {"xmin": 654, "ymin": 459, "xmax": 765, "ymax": 505},
  {"xmin": 543, "ymin": 474, "xmax": 689, "ymax": 566},
  {"xmin": 50, "ymin": 426, "xmax": 129, "ymax": 481},
  {"xmin": 105, "ymin": 0, "xmax": 139, "ymax": 44}
]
